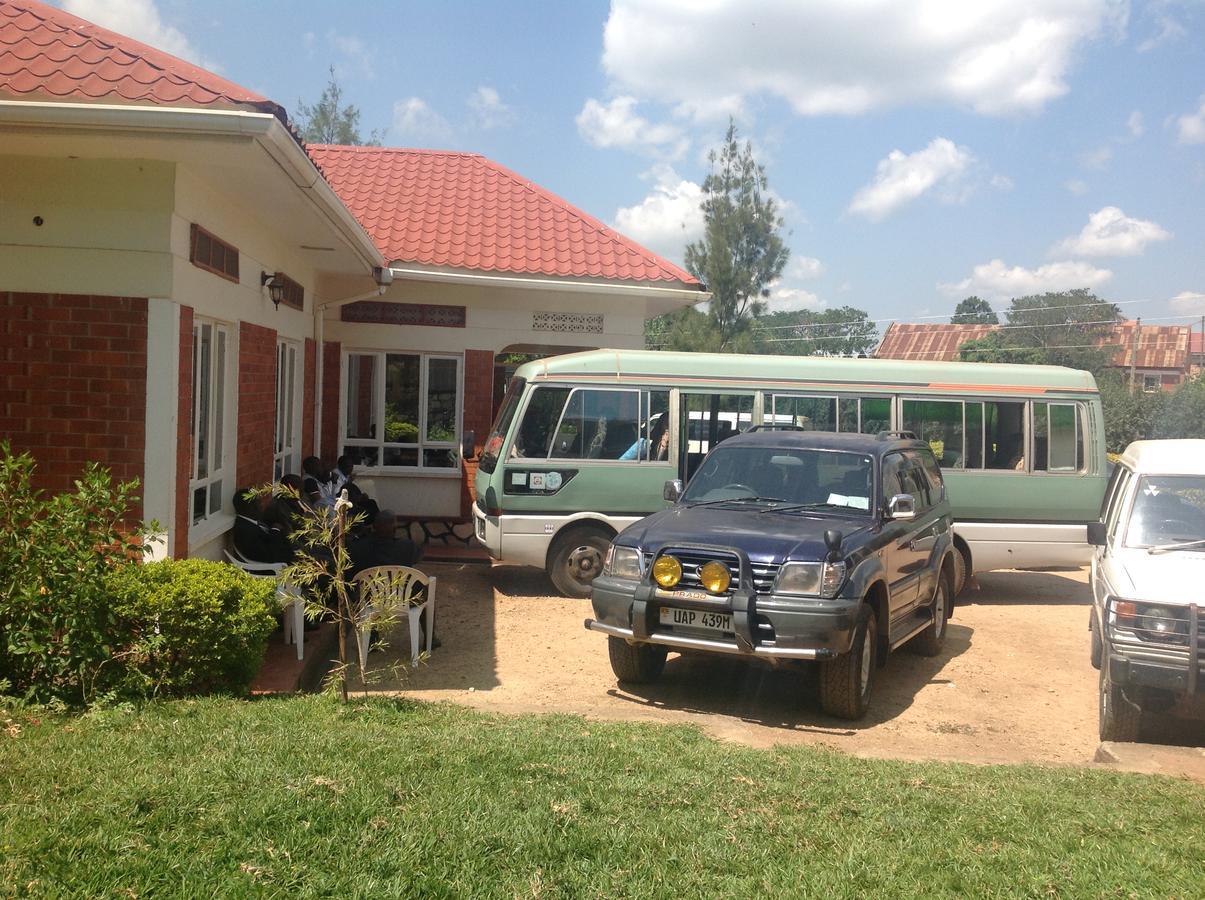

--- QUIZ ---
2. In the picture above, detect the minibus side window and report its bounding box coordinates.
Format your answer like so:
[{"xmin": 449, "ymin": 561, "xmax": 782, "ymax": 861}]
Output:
[
  {"xmin": 510, "ymin": 386, "xmax": 570, "ymax": 459},
  {"xmin": 549, "ymin": 388, "xmax": 642, "ymax": 460},
  {"xmin": 772, "ymin": 395, "xmax": 837, "ymax": 431},
  {"xmin": 901, "ymin": 399, "xmax": 965, "ymax": 468},
  {"xmin": 1033, "ymin": 402, "xmax": 1082, "ymax": 473},
  {"xmin": 984, "ymin": 401, "xmax": 1026, "ymax": 470}
]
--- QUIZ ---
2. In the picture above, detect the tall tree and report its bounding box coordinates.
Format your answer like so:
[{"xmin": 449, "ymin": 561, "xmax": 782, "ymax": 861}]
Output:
[
  {"xmin": 951, "ymin": 295, "xmax": 998, "ymax": 325},
  {"xmin": 684, "ymin": 121, "xmax": 789, "ymax": 350},
  {"xmin": 753, "ymin": 306, "xmax": 878, "ymax": 356},
  {"xmin": 958, "ymin": 289, "xmax": 1121, "ymax": 372},
  {"xmin": 295, "ymin": 67, "xmax": 381, "ymax": 145}
]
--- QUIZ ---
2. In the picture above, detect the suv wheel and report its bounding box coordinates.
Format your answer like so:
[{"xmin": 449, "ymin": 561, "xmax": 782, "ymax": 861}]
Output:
[
  {"xmin": 607, "ymin": 637, "xmax": 667, "ymax": 684},
  {"xmin": 819, "ymin": 604, "xmax": 877, "ymax": 720},
  {"xmin": 1099, "ymin": 661, "xmax": 1141, "ymax": 742},
  {"xmin": 1089, "ymin": 610, "xmax": 1103, "ymax": 670},
  {"xmin": 547, "ymin": 527, "xmax": 611, "ymax": 598},
  {"xmin": 910, "ymin": 574, "xmax": 950, "ymax": 657}
]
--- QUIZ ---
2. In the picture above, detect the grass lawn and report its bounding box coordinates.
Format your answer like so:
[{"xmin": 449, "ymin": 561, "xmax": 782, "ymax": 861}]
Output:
[{"xmin": 1, "ymin": 696, "xmax": 1202, "ymax": 898}]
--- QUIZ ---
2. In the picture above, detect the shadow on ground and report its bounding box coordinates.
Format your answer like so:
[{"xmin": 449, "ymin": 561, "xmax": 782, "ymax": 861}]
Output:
[{"xmin": 965, "ymin": 570, "xmax": 1092, "ymax": 607}]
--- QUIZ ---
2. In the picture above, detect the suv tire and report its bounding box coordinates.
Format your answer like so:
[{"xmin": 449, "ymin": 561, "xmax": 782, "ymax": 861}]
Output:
[
  {"xmin": 910, "ymin": 574, "xmax": 950, "ymax": 657},
  {"xmin": 1099, "ymin": 661, "xmax": 1141, "ymax": 742},
  {"xmin": 820, "ymin": 604, "xmax": 877, "ymax": 720},
  {"xmin": 547, "ymin": 527, "xmax": 611, "ymax": 598},
  {"xmin": 1089, "ymin": 610, "xmax": 1103, "ymax": 670},
  {"xmin": 607, "ymin": 637, "xmax": 667, "ymax": 684}
]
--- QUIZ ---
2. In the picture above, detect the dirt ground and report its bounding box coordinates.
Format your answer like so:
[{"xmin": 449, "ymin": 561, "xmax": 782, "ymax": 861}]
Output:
[{"xmin": 360, "ymin": 563, "xmax": 1205, "ymax": 769}]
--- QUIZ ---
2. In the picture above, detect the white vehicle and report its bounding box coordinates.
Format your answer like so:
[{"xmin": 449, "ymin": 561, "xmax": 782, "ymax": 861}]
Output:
[{"xmin": 1089, "ymin": 440, "xmax": 1205, "ymax": 742}]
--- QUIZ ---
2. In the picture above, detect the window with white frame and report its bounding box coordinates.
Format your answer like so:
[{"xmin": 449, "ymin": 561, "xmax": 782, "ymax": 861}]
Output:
[
  {"xmin": 341, "ymin": 351, "xmax": 461, "ymax": 471},
  {"xmin": 190, "ymin": 318, "xmax": 231, "ymax": 526},
  {"xmin": 274, "ymin": 340, "xmax": 301, "ymax": 480},
  {"xmin": 1142, "ymin": 374, "xmax": 1161, "ymax": 393}
]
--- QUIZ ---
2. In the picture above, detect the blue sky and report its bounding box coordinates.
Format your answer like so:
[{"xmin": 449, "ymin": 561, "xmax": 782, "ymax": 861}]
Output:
[{"xmin": 60, "ymin": 1, "xmax": 1205, "ymax": 330}]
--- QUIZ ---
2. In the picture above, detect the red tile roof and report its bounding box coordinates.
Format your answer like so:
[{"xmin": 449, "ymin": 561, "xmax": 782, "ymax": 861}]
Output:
[
  {"xmin": 0, "ymin": 0, "xmax": 280, "ymax": 116},
  {"xmin": 877, "ymin": 320, "xmax": 1190, "ymax": 370},
  {"xmin": 308, "ymin": 145, "xmax": 702, "ymax": 286},
  {"xmin": 1191, "ymin": 331, "xmax": 1203, "ymax": 355}
]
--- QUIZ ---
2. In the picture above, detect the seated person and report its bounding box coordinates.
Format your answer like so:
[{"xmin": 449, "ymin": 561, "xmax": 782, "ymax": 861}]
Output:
[
  {"xmin": 302, "ymin": 456, "xmax": 337, "ymax": 508},
  {"xmin": 347, "ymin": 510, "xmax": 435, "ymax": 649},
  {"xmin": 232, "ymin": 487, "xmax": 294, "ymax": 564},
  {"xmin": 620, "ymin": 414, "xmax": 670, "ymax": 461},
  {"xmin": 333, "ymin": 454, "xmax": 379, "ymax": 529}
]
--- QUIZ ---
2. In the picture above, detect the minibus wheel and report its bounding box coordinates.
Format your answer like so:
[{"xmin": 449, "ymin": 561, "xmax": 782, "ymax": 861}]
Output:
[{"xmin": 547, "ymin": 526, "xmax": 612, "ymax": 598}]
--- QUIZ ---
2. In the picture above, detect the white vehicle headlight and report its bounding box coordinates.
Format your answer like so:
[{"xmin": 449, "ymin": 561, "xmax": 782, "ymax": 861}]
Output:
[
  {"xmin": 775, "ymin": 561, "xmax": 846, "ymax": 599},
  {"xmin": 604, "ymin": 545, "xmax": 642, "ymax": 580}
]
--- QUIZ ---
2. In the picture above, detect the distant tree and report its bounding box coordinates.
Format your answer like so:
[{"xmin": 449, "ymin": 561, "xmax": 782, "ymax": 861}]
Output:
[
  {"xmin": 753, "ymin": 306, "xmax": 879, "ymax": 356},
  {"xmin": 684, "ymin": 121, "xmax": 789, "ymax": 350},
  {"xmin": 646, "ymin": 306, "xmax": 747, "ymax": 353},
  {"xmin": 951, "ymin": 295, "xmax": 998, "ymax": 325},
  {"xmin": 958, "ymin": 289, "xmax": 1120, "ymax": 373},
  {"xmin": 1098, "ymin": 371, "xmax": 1164, "ymax": 452},
  {"xmin": 1153, "ymin": 374, "xmax": 1205, "ymax": 440},
  {"xmin": 296, "ymin": 67, "xmax": 381, "ymax": 145}
]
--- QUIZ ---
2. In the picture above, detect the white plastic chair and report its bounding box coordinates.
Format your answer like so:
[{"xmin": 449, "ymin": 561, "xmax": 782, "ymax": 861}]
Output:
[
  {"xmin": 224, "ymin": 548, "xmax": 305, "ymax": 661},
  {"xmin": 351, "ymin": 565, "xmax": 437, "ymax": 671}
]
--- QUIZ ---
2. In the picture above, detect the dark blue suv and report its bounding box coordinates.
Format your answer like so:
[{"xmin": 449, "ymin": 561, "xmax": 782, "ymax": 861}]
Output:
[{"xmin": 585, "ymin": 430, "xmax": 956, "ymax": 719}]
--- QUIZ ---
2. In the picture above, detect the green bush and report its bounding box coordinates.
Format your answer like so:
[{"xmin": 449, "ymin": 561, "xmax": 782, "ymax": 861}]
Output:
[
  {"xmin": 384, "ymin": 419, "xmax": 419, "ymax": 442},
  {"xmin": 105, "ymin": 559, "xmax": 278, "ymax": 698},
  {"xmin": 0, "ymin": 443, "xmax": 146, "ymax": 704}
]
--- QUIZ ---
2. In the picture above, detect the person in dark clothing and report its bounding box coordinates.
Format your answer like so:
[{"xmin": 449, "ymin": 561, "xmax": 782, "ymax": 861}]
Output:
[
  {"xmin": 347, "ymin": 510, "xmax": 436, "ymax": 649},
  {"xmin": 232, "ymin": 488, "xmax": 294, "ymax": 564},
  {"xmin": 301, "ymin": 456, "xmax": 336, "ymax": 508}
]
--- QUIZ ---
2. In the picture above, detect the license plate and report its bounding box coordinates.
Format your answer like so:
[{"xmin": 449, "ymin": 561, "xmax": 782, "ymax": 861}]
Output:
[{"xmin": 659, "ymin": 607, "xmax": 733, "ymax": 632}]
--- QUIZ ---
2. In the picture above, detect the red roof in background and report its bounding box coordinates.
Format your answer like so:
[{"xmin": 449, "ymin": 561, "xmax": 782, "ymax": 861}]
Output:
[
  {"xmin": 1191, "ymin": 331, "xmax": 1203, "ymax": 355},
  {"xmin": 875, "ymin": 323, "xmax": 998, "ymax": 360},
  {"xmin": 308, "ymin": 145, "xmax": 702, "ymax": 286},
  {"xmin": 877, "ymin": 320, "xmax": 1191, "ymax": 370},
  {"xmin": 0, "ymin": 0, "xmax": 280, "ymax": 115}
]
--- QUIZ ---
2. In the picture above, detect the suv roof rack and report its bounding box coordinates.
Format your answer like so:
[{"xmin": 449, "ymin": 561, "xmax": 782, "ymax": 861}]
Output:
[
  {"xmin": 876, "ymin": 430, "xmax": 919, "ymax": 441},
  {"xmin": 746, "ymin": 424, "xmax": 807, "ymax": 432}
]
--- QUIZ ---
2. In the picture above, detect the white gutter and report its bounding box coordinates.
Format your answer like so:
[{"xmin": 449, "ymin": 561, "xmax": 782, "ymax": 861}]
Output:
[
  {"xmin": 386, "ymin": 265, "xmax": 709, "ymax": 304},
  {"xmin": 0, "ymin": 100, "xmax": 384, "ymax": 273},
  {"xmin": 313, "ymin": 286, "xmax": 387, "ymax": 457}
]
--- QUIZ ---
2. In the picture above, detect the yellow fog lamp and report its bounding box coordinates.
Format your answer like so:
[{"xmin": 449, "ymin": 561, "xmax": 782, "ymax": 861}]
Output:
[
  {"xmin": 698, "ymin": 561, "xmax": 732, "ymax": 594},
  {"xmin": 652, "ymin": 555, "xmax": 683, "ymax": 588}
]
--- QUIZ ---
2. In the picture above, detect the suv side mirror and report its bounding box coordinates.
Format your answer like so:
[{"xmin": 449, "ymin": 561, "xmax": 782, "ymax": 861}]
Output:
[
  {"xmin": 887, "ymin": 493, "xmax": 916, "ymax": 520},
  {"xmin": 1086, "ymin": 521, "xmax": 1106, "ymax": 547},
  {"xmin": 663, "ymin": 479, "xmax": 684, "ymax": 503}
]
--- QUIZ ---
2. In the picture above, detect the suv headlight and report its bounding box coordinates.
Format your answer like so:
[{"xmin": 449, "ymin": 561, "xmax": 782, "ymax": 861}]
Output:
[
  {"xmin": 603, "ymin": 545, "xmax": 642, "ymax": 580},
  {"xmin": 774, "ymin": 561, "xmax": 846, "ymax": 599}
]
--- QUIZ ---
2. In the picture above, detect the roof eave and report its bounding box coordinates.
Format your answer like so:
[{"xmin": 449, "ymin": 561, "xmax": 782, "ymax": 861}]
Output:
[{"xmin": 385, "ymin": 264, "xmax": 708, "ymax": 304}]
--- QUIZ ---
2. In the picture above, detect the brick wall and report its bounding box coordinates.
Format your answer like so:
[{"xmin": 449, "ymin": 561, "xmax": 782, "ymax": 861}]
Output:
[
  {"xmin": 302, "ymin": 338, "xmax": 316, "ymax": 460},
  {"xmin": 461, "ymin": 349, "xmax": 495, "ymax": 514},
  {"xmin": 174, "ymin": 306, "xmax": 194, "ymax": 557},
  {"xmin": 0, "ymin": 291, "xmax": 148, "ymax": 518},
  {"xmin": 236, "ymin": 321, "xmax": 277, "ymax": 489},
  {"xmin": 320, "ymin": 340, "xmax": 341, "ymax": 467}
]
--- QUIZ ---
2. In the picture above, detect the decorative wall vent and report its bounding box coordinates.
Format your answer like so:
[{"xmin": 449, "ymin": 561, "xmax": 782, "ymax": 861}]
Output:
[
  {"xmin": 341, "ymin": 302, "xmax": 466, "ymax": 328},
  {"xmin": 532, "ymin": 312, "xmax": 604, "ymax": 334}
]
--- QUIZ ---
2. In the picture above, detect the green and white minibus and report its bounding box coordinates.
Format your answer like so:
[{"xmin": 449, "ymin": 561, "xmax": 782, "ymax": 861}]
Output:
[{"xmin": 472, "ymin": 349, "xmax": 1107, "ymax": 597}]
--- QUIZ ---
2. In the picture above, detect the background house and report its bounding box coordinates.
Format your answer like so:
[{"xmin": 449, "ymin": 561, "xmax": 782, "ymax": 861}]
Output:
[
  {"xmin": 0, "ymin": 0, "xmax": 702, "ymax": 558},
  {"xmin": 876, "ymin": 320, "xmax": 1191, "ymax": 392}
]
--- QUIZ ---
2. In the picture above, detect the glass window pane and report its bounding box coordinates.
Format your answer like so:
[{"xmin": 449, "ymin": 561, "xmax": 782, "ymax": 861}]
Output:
[
  {"xmin": 425, "ymin": 357, "xmax": 458, "ymax": 442},
  {"xmin": 213, "ymin": 329, "xmax": 225, "ymax": 473},
  {"xmin": 642, "ymin": 390, "xmax": 670, "ymax": 461},
  {"xmin": 209, "ymin": 479, "xmax": 222, "ymax": 515},
  {"xmin": 1033, "ymin": 402, "xmax": 1049, "ymax": 471},
  {"xmin": 773, "ymin": 395, "xmax": 836, "ymax": 431},
  {"xmin": 383, "ymin": 446, "xmax": 418, "ymax": 467},
  {"xmin": 343, "ymin": 445, "xmax": 379, "ymax": 467},
  {"xmin": 859, "ymin": 397, "xmax": 891, "ymax": 434},
  {"xmin": 345, "ymin": 354, "xmax": 378, "ymax": 440},
  {"xmin": 551, "ymin": 389, "xmax": 641, "ymax": 460},
  {"xmin": 423, "ymin": 448, "xmax": 456, "ymax": 468},
  {"xmin": 902, "ymin": 399, "xmax": 964, "ymax": 468},
  {"xmin": 275, "ymin": 344, "xmax": 286, "ymax": 454},
  {"xmin": 839, "ymin": 398, "xmax": 858, "ymax": 433},
  {"xmin": 385, "ymin": 354, "xmax": 420, "ymax": 444},
  {"xmin": 1048, "ymin": 403, "xmax": 1078, "ymax": 472},
  {"xmin": 192, "ymin": 486, "xmax": 206, "ymax": 525},
  {"xmin": 512, "ymin": 386, "xmax": 570, "ymax": 459},
  {"xmin": 965, "ymin": 402, "xmax": 983, "ymax": 469},
  {"xmin": 195, "ymin": 324, "xmax": 211, "ymax": 479},
  {"xmin": 985, "ymin": 401, "xmax": 1026, "ymax": 470}
]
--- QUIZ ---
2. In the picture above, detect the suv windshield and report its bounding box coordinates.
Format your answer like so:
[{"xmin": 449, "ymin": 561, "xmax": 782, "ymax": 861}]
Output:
[
  {"xmin": 1123, "ymin": 474, "xmax": 1205, "ymax": 550},
  {"xmin": 681, "ymin": 446, "xmax": 873, "ymax": 514}
]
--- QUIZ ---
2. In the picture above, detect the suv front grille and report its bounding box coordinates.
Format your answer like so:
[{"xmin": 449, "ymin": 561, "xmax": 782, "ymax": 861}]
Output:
[{"xmin": 644, "ymin": 550, "xmax": 781, "ymax": 595}]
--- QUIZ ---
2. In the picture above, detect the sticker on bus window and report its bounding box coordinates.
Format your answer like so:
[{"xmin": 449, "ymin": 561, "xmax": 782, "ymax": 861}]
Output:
[
  {"xmin": 511, "ymin": 472, "xmax": 527, "ymax": 486},
  {"xmin": 545, "ymin": 472, "xmax": 563, "ymax": 490},
  {"xmin": 530, "ymin": 473, "xmax": 547, "ymax": 491}
]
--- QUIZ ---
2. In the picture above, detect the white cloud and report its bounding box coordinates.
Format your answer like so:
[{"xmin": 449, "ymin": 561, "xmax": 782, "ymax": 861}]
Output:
[
  {"xmin": 613, "ymin": 165, "xmax": 704, "ymax": 262},
  {"xmin": 766, "ymin": 285, "xmax": 825, "ymax": 313},
  {"xmin": 790, "ymin": 256, "xmax": 825, "ymax": 280},
  {"xmin": 468, "ymin": 86, "xmax": 514, "ymax": 130},
  {"xmin": 847, "ymin": 138, "xmax": 974, "ymax": 221},
  {"xmin": 1126, "ymin": 109, "xmax": 1144, "ymax": 138},
  {"xmin": 576, "ymin": 96, "xmax": 688, "ymax": 159},
  {"xmin": 391, "ymin": 97, "xmax": 452, "ymax": 142},
  {"xmin": 1137, "ymin": 7, "xmax": 1187, "ymax": 52},
  {"xmin": 328, "ymin": 32, "xmax": 375, "ymax": 80},
  {"xmin": 62, "ymin": 0, "xmax": 213, "ymax": 68},
  {"xmin": 1169, "ymin": 291, "xmax": 1205, "ymax": 314},
  {"xmin": 940, "ymin": 258, "xmax": 1113, "ymax": 302},
  {"xmin": 1052, "ymin": 206, "xmax": 1172, "ymax": 257},
  {"xmin": 600, "ymin": 0, "xmax": 1124, "ymax": 120},
  {"xmin": 1177, "ymin": 96, "xmax": 1205, "ymax": 144},
  {"xmin": 1081, "ymin": 144, "xmax": 1113, "ymax": 169},
  {"xmin": 1065, "ymin": 178, "xmax": 1089, "ymax": 194}
]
